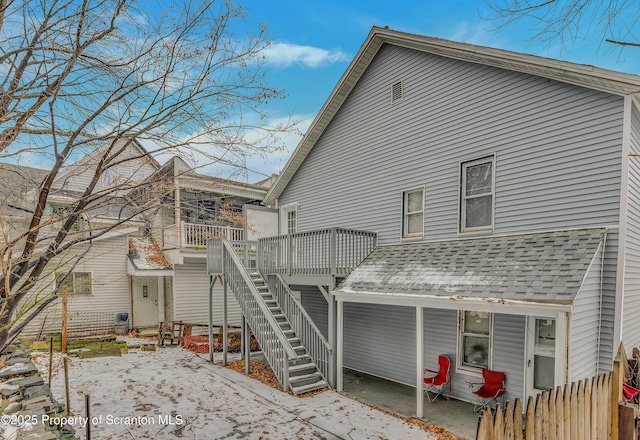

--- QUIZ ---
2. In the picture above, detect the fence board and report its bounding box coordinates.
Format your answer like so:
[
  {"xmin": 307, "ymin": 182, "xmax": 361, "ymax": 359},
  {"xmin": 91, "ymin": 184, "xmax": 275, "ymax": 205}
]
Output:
[
  {"xmin": 477, "ymin": 408, "xmax": 494, "ymax": 440},
  {"xmin": 591, "ymin": 378, "xmax": 598, "ymax": 440},
  {"xmin": 554, "ymin": 386, "xmax": 564, "ymax": 440},
  {"xmin": 514, "ymin": 399, "xmax": 523, "ymax": 440},
  {"xmin": 548, "ymin": 389, "xmax": 556, "ymax": 440},
  {"xmin": 504, "ymin": 401, "xmax": 514, "ymax": 440},
  {"xmin": 524, "ymin": 396, "xmax": 535, "ymax": 440},
  {"xmin": 494, "ymin": 404, "xmax": 504, "ymax": 440},
  {"xmin": 584, "ymin": 378, "xmax": 591, "ymax": 440},
  {"xmin": 577, "ymin": 381, "xmax": 585, "ymax": 440}
]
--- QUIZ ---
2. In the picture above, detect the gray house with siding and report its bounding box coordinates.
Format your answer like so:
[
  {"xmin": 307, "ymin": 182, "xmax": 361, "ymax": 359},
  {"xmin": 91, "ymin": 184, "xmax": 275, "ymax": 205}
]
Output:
[{"xmin": 254, "ymin": 27, "xmax": 640, "ymax": 416}]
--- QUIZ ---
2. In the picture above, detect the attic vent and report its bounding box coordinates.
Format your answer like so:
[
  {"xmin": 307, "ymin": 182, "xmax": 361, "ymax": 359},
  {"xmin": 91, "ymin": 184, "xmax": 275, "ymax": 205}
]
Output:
[{"xmin": 391, "ymin": 80, "xmax": 403, "ymax": 103}]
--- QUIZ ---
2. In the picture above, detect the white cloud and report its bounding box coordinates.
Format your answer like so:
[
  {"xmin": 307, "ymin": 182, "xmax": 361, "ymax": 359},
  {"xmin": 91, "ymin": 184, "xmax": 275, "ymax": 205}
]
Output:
[
  {"xmin": 447, "ymin": 22, "xmax": 507, "ymax": 50},
  {"xmin": 263, "ymin": 42, "xmax": 349, "ymax": 68}
]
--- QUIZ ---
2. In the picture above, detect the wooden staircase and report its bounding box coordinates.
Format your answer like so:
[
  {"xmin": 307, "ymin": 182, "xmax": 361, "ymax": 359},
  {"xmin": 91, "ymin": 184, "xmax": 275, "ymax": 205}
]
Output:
[{"xmin": 249, "ymin": 272, "xmax": 328, "ymax": 394}]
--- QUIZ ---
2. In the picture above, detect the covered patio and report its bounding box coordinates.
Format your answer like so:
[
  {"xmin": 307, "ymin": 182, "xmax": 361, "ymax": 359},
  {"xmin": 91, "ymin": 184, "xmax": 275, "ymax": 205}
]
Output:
[
  {"xmin": 332, "ymin": 228, "xmax": 606, "ymax": 421},
  {"xmin": 344, "ymin": 369, "xmax": 479, "ymax": 439}
]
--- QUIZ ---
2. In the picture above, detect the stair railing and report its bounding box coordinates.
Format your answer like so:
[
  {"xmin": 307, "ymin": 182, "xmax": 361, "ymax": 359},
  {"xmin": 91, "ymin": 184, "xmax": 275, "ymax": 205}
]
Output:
[
  {"xmin": 266, "ymin": 274, "xmax": 332, "ymax": 385},
  {"xmin": 218, "ymin": 239, "xmax": 299, "ymax": 391}
]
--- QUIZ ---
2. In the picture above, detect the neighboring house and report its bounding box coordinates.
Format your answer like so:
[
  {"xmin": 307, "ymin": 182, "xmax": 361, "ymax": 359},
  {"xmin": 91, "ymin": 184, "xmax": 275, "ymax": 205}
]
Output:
[
  {"xmin": 2, "ymin": 138, "xmax": 157, "ymax": 338},
  {"xmin": 129, "ymin": 156, "xmax": 277, "ymax": 332},
  {"xmin": 228, "ymin": 27, "xmax": 640, "ymax": 412},
  {"xmin": 3, "ymin": 141, "xmax": 276, "ymax": 339}
]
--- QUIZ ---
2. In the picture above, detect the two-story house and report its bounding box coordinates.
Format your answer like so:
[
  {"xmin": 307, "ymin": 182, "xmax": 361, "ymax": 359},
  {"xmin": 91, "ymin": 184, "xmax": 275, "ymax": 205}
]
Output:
[
  {"xmin": 4, "ymin": 141, "xmax": 276, "ymax": 340},
  {"xmin": 208, "ymin": 27, "xmax": 640, "ymax": 413}
]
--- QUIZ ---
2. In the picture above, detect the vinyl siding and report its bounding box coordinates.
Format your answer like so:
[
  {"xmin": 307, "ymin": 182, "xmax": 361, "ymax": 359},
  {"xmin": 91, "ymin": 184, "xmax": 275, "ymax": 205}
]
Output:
[
  {"xmin": 571, "ymin": 243, "xmax": 603, "ymax": 381},
  {"xmin": 296, "ymin": 285, "xmax": 329, "ymax": 338},
  {"xmin": 19, "ymin": 234, "xmax": 132, "ymax": 338},
  {"xmin": 344, "ymin": 303, "xmax": 416, "ymax": 386},
  {"xmin": 623, "ymin": 103, "xmax": 640, "ymax": 351},
  {"xmin": 173, "ymin": 258, "xmax": 242, "ymax": 327},
  {"xmin": 279, "ymin": 44, "xmax": 623, "ymax": 242}
]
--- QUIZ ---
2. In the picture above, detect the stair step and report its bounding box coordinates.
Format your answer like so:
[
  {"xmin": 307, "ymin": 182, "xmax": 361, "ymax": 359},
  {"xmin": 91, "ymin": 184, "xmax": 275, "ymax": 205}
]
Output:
[
  {"xmin": 291, "ymin": 380, "xmax": 328, "ymax": 395},
  {"xmin": 289, "ymin": 363, "xmax": 316, "ymax": 374},
  {"xmin": 289, "ymin": 372, "xmax": 322, "ymax": 384}
]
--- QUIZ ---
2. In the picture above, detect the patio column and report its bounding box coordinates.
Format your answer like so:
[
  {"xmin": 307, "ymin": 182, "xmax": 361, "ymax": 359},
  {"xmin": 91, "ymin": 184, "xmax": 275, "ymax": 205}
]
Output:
[
  {"xmin": 416, "ymin": 306, "xmax": 424, "ymax": 419},
  {"xmin": 157, "ymin": 276, "xmax": 165, "ymax": 323},
  {"xmin": 328, "ymin": 290, "xmax": 337, "ymax": 388},
  {"xmin": 208, "ymin": 275, "xmax": 215, "ymax": 363},
  {"xmin": 337, "ymin": 299, "xmax": 344, "ymax": 392}
]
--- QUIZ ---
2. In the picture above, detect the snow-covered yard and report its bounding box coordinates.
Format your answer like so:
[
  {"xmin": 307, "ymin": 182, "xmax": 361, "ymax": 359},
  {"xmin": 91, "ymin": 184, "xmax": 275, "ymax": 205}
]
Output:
[{"xmin": 32, "ymin": 339, "xmax": 436, "ymax": 440}]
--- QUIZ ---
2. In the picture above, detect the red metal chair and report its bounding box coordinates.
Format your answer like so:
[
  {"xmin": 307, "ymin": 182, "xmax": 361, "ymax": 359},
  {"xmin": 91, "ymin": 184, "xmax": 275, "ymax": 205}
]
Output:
[
  {"xmin": 423, "ymin": 355, "xmax": 451, "ymax": 402},
  {"xmin": 468, "ymin": 369, "xmax": 506, "ymax": 412}
]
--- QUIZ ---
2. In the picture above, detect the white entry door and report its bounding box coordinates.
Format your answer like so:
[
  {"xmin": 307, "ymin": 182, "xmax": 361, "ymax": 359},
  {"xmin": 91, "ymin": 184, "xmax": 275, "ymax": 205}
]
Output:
[
  {"xmin": 133, "ymin": 277, "xmax": 159, "ymax": 327},
  {"xmin": 526, "ymin": 317, "xmax": 558, "ymax": 399}
]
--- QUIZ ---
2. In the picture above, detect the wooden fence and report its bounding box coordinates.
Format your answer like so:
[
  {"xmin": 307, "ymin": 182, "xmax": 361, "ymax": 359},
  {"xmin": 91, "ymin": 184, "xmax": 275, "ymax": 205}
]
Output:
[{"xmin": 477, "ymin": 345, "xmax": 627, "ymax": 439}]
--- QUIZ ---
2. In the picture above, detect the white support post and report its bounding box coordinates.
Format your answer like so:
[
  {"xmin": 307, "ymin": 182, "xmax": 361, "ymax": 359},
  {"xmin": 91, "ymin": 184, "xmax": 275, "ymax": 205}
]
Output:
[
  {"xmin": 244, "ymin": 317, "xmax": 250, "ymax": 375},
  {"xmin": 416, "ymin": 306, "xmax": 424, "ymax": 419},
  {"xmin": 556, "ymin": 311, "xmax": 569, "ymax": 386},
  {"xmin": 223, "ymin": 258, "xmax": 228, "ymax": 367},
  {"xmin": 337, "ymin": 299, "xmax": 344, "ymax": 392},
  {"xmin": 157, "ymin": 276, "xmax": 165, "ymax": 323},
  {"xmin": 328, "ymin": 290, "xmax": 337, "ymax": 388},
  {"xmin": 208, "ymin": 276, "xmax": 216, "ymax": 363}
]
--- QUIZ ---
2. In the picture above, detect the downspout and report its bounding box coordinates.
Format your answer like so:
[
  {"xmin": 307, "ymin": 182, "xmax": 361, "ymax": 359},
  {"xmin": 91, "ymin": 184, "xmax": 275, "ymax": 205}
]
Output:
[{"xmin": 596, "ymin": 232, "xmax": 607, "ymax": 376}]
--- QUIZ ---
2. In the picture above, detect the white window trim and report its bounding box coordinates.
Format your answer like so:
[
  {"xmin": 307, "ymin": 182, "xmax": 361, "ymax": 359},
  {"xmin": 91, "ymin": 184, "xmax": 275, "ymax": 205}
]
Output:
[
  {"xmin": 401, "ymin": 187, "xmax": 424, "ymax": 240},
  {"xmin": 456, "ymin": 310, "xmax": 494, "ymax": 375},
  {"xmin": 56, "ymin": 271, "xmax": 93, "ymax": 295},
  {"xmin": 459, "ymin": 155, "xmax": 496, "ymax": 235}
]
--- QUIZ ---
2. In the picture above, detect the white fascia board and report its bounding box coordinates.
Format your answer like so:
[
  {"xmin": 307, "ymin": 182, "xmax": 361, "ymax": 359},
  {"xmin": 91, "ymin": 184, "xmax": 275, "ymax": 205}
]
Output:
[
  {"xmin": 127, "ymin": 259, "xmax": 174, "ymax": 277},
  {"xmin": 89, "ymin": 227, "xmax": 139, "ymax": 242},
  {"xmin": 333, "ymin": 290, "xmax": 571, "ymax": 317}
]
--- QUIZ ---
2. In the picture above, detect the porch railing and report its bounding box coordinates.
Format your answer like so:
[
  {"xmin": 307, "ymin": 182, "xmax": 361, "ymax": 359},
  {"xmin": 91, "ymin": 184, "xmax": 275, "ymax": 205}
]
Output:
[
  {"xmin": 266, "ymin": 273, "xmax": 332, "ymax": 382},
  {"xmin": 209, "ymin": 239, "xmax": 299, "ymax": 392},
  {"xmin": 163, "ymin": 222, "xmax": 244, "ymax": 249},
  {"xmin": 257, "ymin": 228, "xmax": 377, "ymax": 276}
]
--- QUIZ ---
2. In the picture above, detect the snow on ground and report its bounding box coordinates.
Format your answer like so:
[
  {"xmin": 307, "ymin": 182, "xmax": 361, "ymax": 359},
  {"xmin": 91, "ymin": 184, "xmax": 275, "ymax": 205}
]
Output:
[{"xmin": 32, "ymin": 339, "xmax": 435, "ymax": 440}]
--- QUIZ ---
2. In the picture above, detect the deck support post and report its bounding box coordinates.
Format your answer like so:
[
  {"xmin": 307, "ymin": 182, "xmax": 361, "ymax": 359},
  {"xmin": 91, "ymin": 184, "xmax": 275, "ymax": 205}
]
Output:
[
  {"xmin": 208, "ymin": 275, "xmax": 215, "ymax": 363},
  {"xmin": 337, "ymin": 299, "xmax": 344, "ymax": 392},
  {"xmin": 328, "ymin": 288, "xmax": 337, "ymax": 388},
  {"xmin": 243, "ymin": 316, "xmax": 250, "ymax": 375},
  {"xmin": 223, "ymin": 255, "xmax": 228, "ymax": 367},
  {"xmin": 416, "ymin": 306, "xmax": 424, "ymax": 419}
]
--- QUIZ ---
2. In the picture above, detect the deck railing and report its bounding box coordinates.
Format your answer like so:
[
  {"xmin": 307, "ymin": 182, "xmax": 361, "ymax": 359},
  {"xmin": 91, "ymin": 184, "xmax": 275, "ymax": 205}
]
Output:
[
  {"xmin": 266, "ymin": 273, "xmax": 332, "ymax": 382},
  {"xmin": 209, "ymin": 239, "xmax": 299, "ymax": 392},
  {"xmin": 163, "ymin": 223, "xmax": 244, "ymax": 249},
  {"xmin": 257, "ymin": 228, "xmax": 377, "ymax": 276}
]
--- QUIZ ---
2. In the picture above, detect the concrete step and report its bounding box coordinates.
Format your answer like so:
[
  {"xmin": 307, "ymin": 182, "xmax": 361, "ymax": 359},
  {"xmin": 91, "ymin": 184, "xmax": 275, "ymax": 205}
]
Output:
[
  {"xmin": 289, "ymin": 372, "xmax": 322, "ymax": 385},
  {"xmin": 291, "ymin": 380, "xmax": 328, "ymax": 395},
  {"xmin": 288, "ymin": 362, "xmax": 316, "ymax": 374}
]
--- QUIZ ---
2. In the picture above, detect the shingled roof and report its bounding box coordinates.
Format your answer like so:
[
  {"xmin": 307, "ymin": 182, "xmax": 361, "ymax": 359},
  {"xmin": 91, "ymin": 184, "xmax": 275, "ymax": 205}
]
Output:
[{"xmin": 336, "ymin": 228, "xmax": 606, "ymax": 304}]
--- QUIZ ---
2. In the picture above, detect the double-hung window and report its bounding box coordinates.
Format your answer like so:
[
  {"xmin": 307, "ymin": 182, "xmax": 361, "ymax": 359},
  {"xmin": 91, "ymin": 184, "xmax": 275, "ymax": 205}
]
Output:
[
  {"xmin": 459, "ymin": 310, "xmax": 493, "ymax": 371},
  {"xmin": 56, "ymin": 272, "xmax": 92, "ymax": 295},
  {"xmin": 460, "ymin": 156, "xmax": 495, "ymax": 233},
  {"xmin": 402, "ymin": 188, "xmax": 424, "ymax": 238}
]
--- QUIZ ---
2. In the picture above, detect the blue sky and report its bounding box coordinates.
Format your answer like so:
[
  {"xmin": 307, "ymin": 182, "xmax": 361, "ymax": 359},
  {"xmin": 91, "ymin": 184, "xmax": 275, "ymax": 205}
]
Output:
[{"xmin": 236, "ymin": 0, "xmax": 640, "ymax": 181}]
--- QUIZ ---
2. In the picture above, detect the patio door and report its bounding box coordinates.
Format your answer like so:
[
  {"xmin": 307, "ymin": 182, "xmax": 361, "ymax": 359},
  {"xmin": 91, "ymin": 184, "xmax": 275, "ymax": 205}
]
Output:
[{"xmin": 526, "ymin": 317, "xmax": 557, "ymax": 399}]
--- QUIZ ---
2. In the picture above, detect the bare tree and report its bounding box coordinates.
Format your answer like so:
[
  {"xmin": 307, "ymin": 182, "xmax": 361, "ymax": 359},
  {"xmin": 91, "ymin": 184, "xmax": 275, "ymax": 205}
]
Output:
[
  {"xmin": 486, "ymin": 0, "xmax": 640, "ymax": 52},
  {"xmin": 0, "ymin": 0, "xmax": 294, "ymax": 350}
]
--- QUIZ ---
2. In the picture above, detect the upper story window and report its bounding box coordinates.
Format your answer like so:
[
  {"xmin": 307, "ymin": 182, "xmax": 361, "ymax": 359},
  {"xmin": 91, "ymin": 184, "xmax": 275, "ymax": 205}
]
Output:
[
  {"xmin": 460, "ymin": 156, "xmax": 495, "ymax": 234},
  {"xmin": 402, "ymin": 188, "xmax": 424, "ymax": 238},
  {"xmin": 287, "ymin": 209, "xmax": 297, "ymax": 234},
  {"xmin": 56, "ymin": 271, "xmax": 92, "ymax": 295},
  {"xmin": 458, "ymin": 310, "xmax": 493, "ymax": 372},
  {"xmin": 280, "ymin": 203, "xmax": 298, "ymax": 235},
  {"xmin": 50, "ymin": 204, "xmax": 82, "ymax": 231}
]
